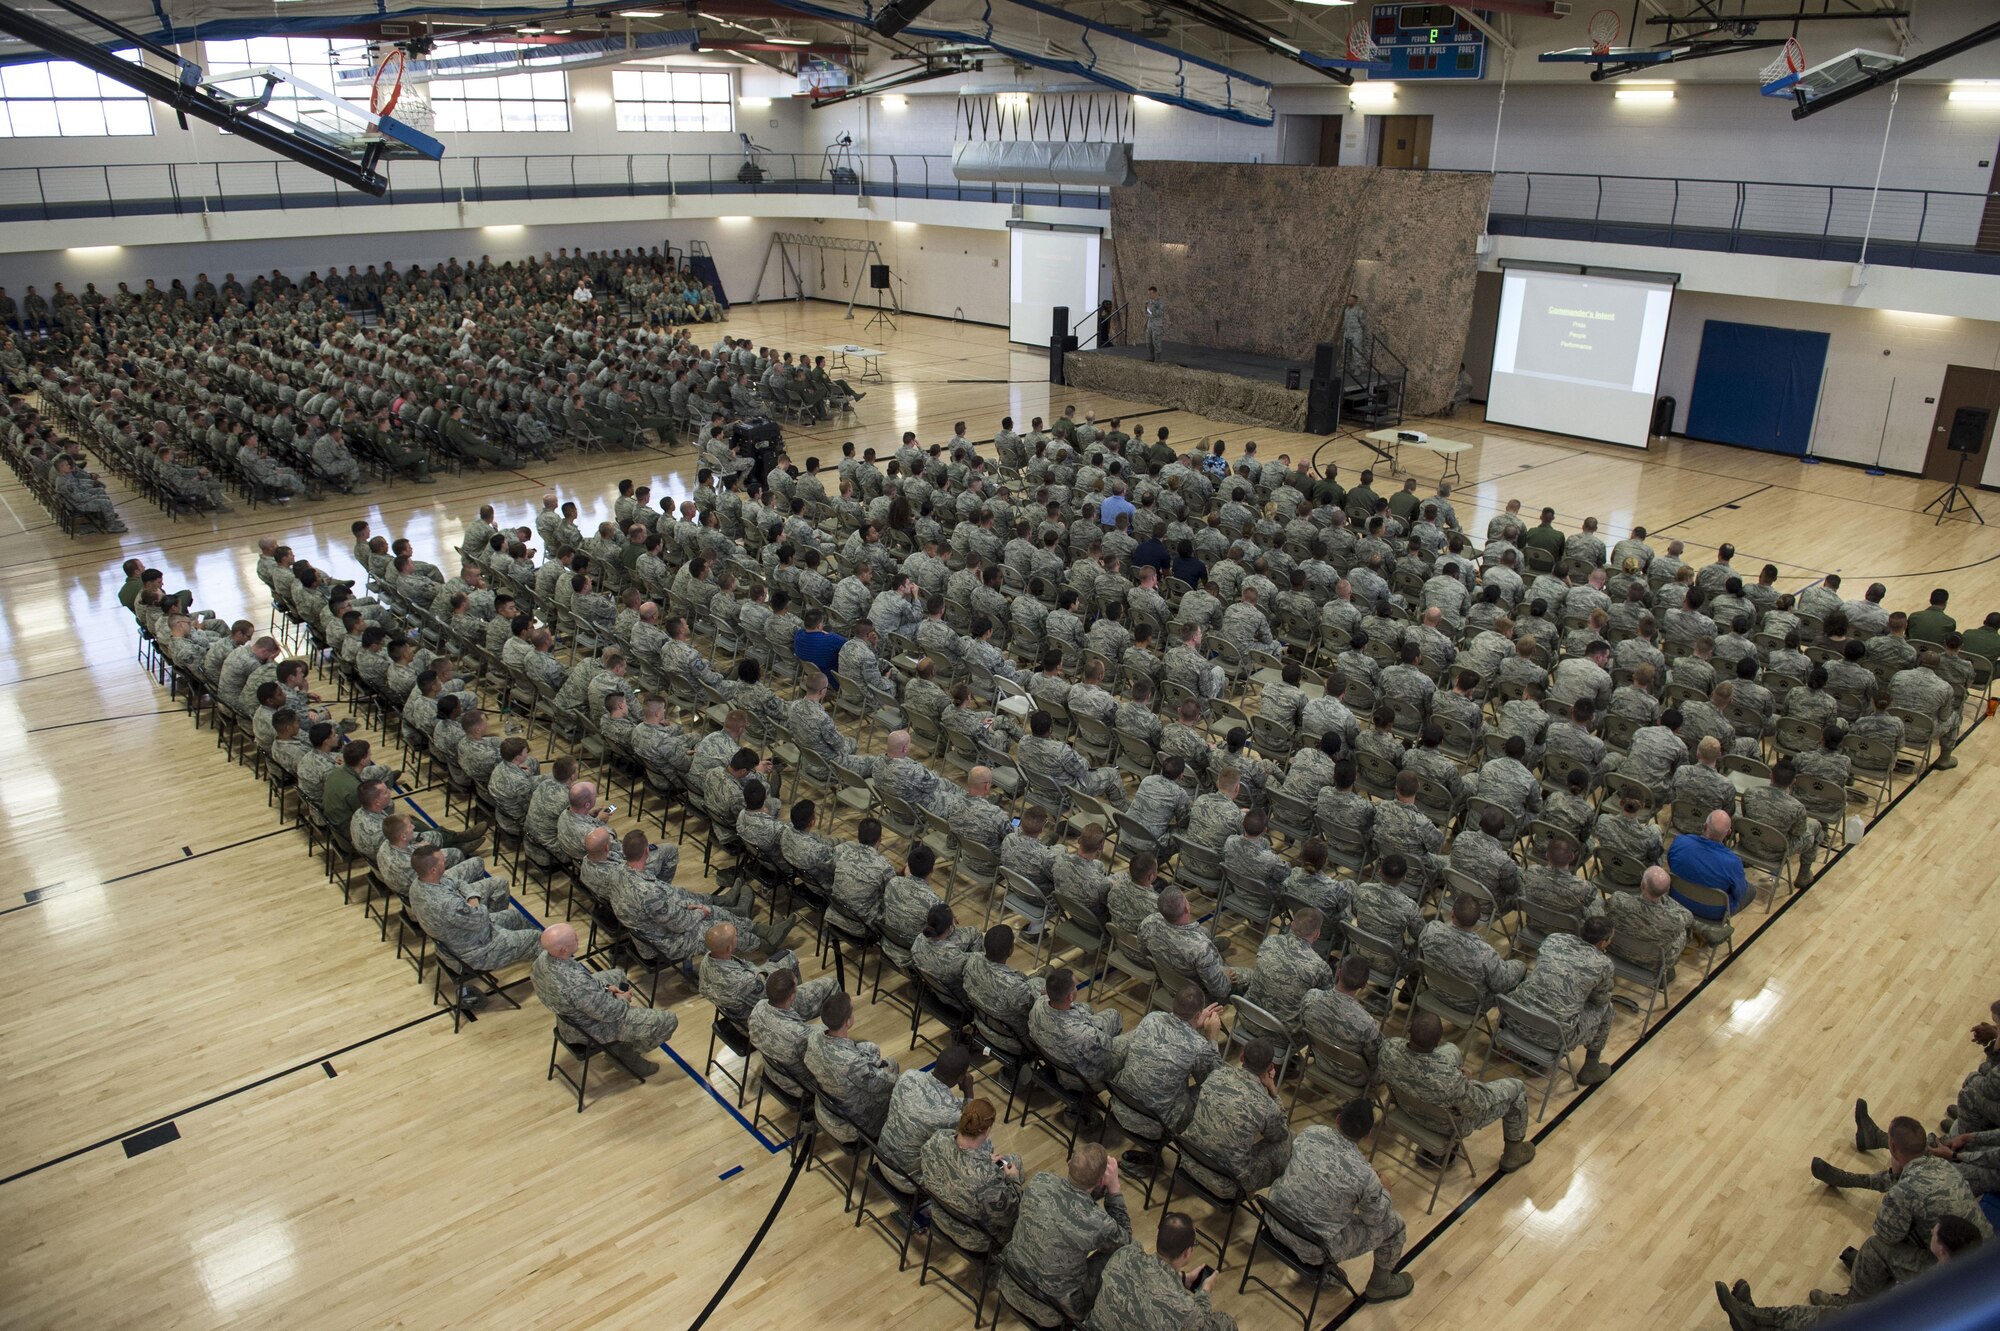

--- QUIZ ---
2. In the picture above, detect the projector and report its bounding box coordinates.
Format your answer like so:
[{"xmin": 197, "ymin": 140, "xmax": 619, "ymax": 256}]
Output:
[{"xmin": 1397, "ymin": 430, "xmax": 1427, "ymax": 443}]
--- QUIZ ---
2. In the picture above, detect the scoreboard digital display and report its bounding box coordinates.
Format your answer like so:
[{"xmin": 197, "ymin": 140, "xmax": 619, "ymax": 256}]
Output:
[{"xmin": 1369, "ymin": 3, "xmax": 1488, "ymax": 80}]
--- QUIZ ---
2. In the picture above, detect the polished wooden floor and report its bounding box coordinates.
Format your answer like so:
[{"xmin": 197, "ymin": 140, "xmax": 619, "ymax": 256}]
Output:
[{"xmin": 1, "ymin": 303, "xmax": 1996, "ymax": 1331}]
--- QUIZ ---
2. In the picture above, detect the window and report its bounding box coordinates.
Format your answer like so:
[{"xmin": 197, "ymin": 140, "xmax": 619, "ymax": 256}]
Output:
[
  {"xmin": 0, "ymin": 51, "xmax": 152, "ymax": 138},
  {"xmin": 204, "ymin": 38, "xmax": 371, "ymax": 130},
  {"xmin": 612, "ymin": 69, "xmax": 732, "ymax": 133},
  {"xmin": 428, "ymin": 44, "xmax": 570, "ymax": 133}
]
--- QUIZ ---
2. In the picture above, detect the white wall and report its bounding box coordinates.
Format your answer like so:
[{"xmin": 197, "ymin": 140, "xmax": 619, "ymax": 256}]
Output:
[
  {"xmin": 1649, "ymin": 293, "xmax": 2000, "ymax": 472},
  {"xmin": 777, "ymin": 217, "xmax": 1010, "ymax": 325}
]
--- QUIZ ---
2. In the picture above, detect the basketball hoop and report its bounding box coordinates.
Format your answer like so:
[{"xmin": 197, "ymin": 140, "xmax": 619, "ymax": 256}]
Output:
[
  {"xmin": 1586, "ymin": 9, "xmax": 1621, "ymax": 56},
  {"xmin": 1346, "ymin": 17, "xmax": 1381, "ymax": 64},
  {"xmin": 1760, "ymin": 36, "xmax": 1806, "ymax": 91}
]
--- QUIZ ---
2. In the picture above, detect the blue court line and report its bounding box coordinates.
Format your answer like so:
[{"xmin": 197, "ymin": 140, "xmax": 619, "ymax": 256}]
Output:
[
  {"xmin": 719, "ymin": 1165, "xmax": 744, "ymax": 1181},
  {"xmin": 399, "ymin": 791, "xmax": 789, "ymax": 1155}
]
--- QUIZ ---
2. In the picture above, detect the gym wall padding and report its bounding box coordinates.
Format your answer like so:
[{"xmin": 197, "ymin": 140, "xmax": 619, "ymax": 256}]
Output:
[{"xmin": 1685, "ymin": 319, "xmax": 1830, "ymax": 456}]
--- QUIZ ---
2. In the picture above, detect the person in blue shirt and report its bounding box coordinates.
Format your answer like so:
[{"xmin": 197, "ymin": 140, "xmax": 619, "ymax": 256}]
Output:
[
  {"xmin": 1666, "ymin": 808, "xmax": 1754, "ymax": 920},
  {"xmin": 1099, "ymin": 481, "xmax": 1135, "ymax": 528},
  {"xmin": 792, "ymin": 609, "xmax": 847, "ymax": 683},
  {"xmin": 1133, "ymin": 526, "xmax": 1170, "ymax": 573}
]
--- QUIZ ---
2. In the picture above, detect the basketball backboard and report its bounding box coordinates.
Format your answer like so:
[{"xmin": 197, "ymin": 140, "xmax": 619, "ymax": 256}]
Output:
[{"xmin": 1783, "ymin": 48, "xmax": 1904, "ymax": 108}]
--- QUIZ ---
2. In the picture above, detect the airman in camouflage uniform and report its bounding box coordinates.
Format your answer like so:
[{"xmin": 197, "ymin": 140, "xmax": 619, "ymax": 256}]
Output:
[
  {"xmin": 1084, "ymin": 1215, "xmax": 1237, "ymax": 1331},
  {"xmin": 1605, "ymin": 869, "xmax": 1694, "ymax": 981},
  {"xmin": 1141, "ymin": 888, "xmax": 1243, "ymax": 1001},
  {"xmin": 997, "ymin": 1145, "xmax": 1133, "ymax": 1324},
  {"xmin": 829, "ymin": 822, "xmax": 896, "ymax": 930},
  {"xmin": 1245, "ymin": 912, "xmax": 1333, "ymax": 1026},
  {"xmin": 1264, "ymin": 1107, "xmax": 1412, "ymax": 1300},
  {"xmin": 1107, "ymin": 993, "xmax": 1224, "ymax": 1135},
  {"xmin": 921, "ymin": 1104, "xmax": 1024, "ymax": 1249},
  {"xmin": 1349, "ymin": 857, "xmax": 1425, "ymax": 967},
  {"xmin": 531, "ymin": 923, "xmax": 680, "ymax": 1075},
  {"xmin": 1030, "ymin": 970, "xmax": 1124, "ymax": 1088},
  {"xmin": 1301, "ymin": 958, "xmax": 1384, "ymax": 1076},
  {"xmin": 877, "ymin": 1052, "xmax": 969, "ymax": 1184},
  {"xmin": 803, "ymin": 992, "xmax": 900, "ymax": 1139},
  {"xmin": 1180, "ymin": 1040, "xmax": 1293, "ymax": 1194},
  {"xmin": 1379, "ymin": 1011, "xmax": 1535, "ymax": 1169},
  {"xmin": 1418, "ymin": 895, "xmax": 1525, "ymax": 1005},
  {"xmin": 1506, "ymin": 921, "xmax": 1616, "ymax": 1084}
]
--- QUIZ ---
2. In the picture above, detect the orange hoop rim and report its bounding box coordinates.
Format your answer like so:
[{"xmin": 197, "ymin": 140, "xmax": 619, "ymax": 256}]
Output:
[
  {"xmin": 370, "ymin": 49, "xmax": 407, "ymax": 117},
  {"xmin": 1587, "ymin": 8, "xmax": 1621, "ymax": 56}
]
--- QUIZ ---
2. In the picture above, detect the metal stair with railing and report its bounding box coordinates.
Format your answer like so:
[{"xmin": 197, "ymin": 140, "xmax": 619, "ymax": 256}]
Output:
[{"xmin": 1342, "ymin": 333, "xmax": 1406, "ymax": 429}]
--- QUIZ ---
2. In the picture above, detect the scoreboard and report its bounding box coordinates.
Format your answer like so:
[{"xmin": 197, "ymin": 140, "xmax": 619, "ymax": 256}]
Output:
[{"xmin": 1369, "ymin": 4, "xmax": 1489, "ymax": 81}]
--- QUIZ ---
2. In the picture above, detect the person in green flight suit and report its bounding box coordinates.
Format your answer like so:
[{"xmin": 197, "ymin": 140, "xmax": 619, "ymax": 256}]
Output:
[
  {"xmin": 1907, "ymin": 589, "xmax": 1957, "ymax": 646},
  {"xmin": 1523, "ymin": 506, "xmax": 1569, "ymax": 564}
]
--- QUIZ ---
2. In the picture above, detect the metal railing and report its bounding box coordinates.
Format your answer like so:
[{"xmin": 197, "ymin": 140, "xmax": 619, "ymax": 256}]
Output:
[
  {"xmin": 1484, "ymin": 169, "xmax": 1998, "ymax": 273},
  {"xmin": 0, "ymin": 153, "xmax": 1993, "ymax": 274},
  {"xmin": 0, "ymin": 151, "xmax": 1113, "ymax": 223}
]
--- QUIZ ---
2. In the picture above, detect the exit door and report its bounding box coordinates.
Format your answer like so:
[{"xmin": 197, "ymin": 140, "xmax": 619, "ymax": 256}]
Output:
[{"xmin": 1377, "ymin": 114, "xmax": 1432, "ymax": 170}]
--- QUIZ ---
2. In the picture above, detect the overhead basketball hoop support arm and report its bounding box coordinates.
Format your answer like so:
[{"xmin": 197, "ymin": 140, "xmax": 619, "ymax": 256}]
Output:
[
  {"xmin": 0, "ymin": 0, "xmax": 403, "ymax": 195},
  {"xmin": 1141, "ymin": 0, "xmax": 1354, "ymax": 84},
  {"xmin": 1590, "ymin": 37, "xmax": 1784, "ymax": 79},
  {"xmin": 1791, "ymin": 18, "xmax": 2000, "ymax": 118}
]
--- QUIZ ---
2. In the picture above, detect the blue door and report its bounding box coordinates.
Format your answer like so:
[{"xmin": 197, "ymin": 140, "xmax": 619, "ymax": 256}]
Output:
[{"xmin": 1685, "ymin": 320, "xmax": 1830, "ymax": 456}]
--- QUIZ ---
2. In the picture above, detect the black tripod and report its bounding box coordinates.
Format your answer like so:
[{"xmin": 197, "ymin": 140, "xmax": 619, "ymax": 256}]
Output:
[{"xmin": 1923, "ymin": 449, "xmax": 1985, "ymax": 526}]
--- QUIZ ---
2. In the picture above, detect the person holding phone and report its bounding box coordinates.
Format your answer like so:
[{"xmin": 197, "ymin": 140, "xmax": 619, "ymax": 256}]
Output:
[{"xmin": 1084, "ymin": 1212, "xmax": 1236, "ymax": 1330}]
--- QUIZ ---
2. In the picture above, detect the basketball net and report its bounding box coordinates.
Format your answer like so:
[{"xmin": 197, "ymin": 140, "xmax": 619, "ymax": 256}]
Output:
[
  {"xmin": 371, "ymin": 48, "xmax": 433, "ymax": 131},
  {"xmin": 1345, "ymin": 17, "xmax": 1380, "ymax": 63},
  {"xmin": 1760, "ymin": 37, "xmax": 1806, "ymax": 88}
]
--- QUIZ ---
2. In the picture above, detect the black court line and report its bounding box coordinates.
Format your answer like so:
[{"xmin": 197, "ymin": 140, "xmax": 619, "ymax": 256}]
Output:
[
  {"xmin": 1651, "ymin": 484, "xmax": 1776, "ymax": 537},
  {"xmin": 0, "ymin": 1009, "xmax": 451, "ymax": 1188},
  {"xmin": 1309, "ymin": 708, "xmax": 1986, "ymax": 1331},
  {"xmin": 0, "ymin": 826, "xmax": 299, "ymax": 918},
  {"xmin": 23, "ymin": 707, "xmax": 181, "ymax": 734},
  {"xmin": 0, "ymin": 662, "xmax": 101, "ymax": 689}
]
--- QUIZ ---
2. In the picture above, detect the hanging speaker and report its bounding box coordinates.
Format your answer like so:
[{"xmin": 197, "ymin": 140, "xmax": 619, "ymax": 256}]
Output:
[{"xmin": 870, "ymin": 264, "xmax": 891, "ymax": 290}]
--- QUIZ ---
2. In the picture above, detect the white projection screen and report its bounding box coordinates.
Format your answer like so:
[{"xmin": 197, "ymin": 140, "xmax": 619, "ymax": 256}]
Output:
[
  {"xmin": 1009, "ymin": 227, "xmax": 1101, "ymax": 346},
  {"xmin": 1486, "ymin": 267, "xmax": 1677, "ymax": 448}
]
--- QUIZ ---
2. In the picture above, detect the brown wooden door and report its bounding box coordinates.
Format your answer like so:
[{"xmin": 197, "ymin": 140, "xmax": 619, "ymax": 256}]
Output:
[
  {"xmin": 1377, "ymin": 115, "xmax": 1432, "ymax": 169},
  {"xmin": 1317, "ymin": 115, "xmax": 1343, "ymax": 166},
  {"xmin": 1921, "ymin": 365, "xmax": 2000, "ymax": 481},
  {"xmin": 1979, "ymin": 145, "xmax": 2000, "ymax": 254}
]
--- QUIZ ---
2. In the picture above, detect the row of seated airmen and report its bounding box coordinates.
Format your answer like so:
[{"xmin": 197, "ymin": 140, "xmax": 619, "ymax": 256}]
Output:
[{"xmin": 122, "ymin": 412, "xmax": 1992, "ymax": 1327}]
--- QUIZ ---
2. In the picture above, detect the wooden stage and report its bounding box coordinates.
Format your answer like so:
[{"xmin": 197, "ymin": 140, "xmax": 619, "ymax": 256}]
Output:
[{"xmin": 1, "ymin": 304, "xmax": 1996, "ymax": 1330}]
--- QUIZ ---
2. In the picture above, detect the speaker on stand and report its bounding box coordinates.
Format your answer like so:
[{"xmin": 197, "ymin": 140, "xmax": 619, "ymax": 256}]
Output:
[
  {"xmin": 1924, "ymin": 404, "xmax": 1989, "ymax": 526},
  {"xmin": 864, "ymin": 264, "xmax": 897, "ymax": 333},
  {"xmin": 1048, "ymin": 304, "xmax": 1077, "ymax": 385}
]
